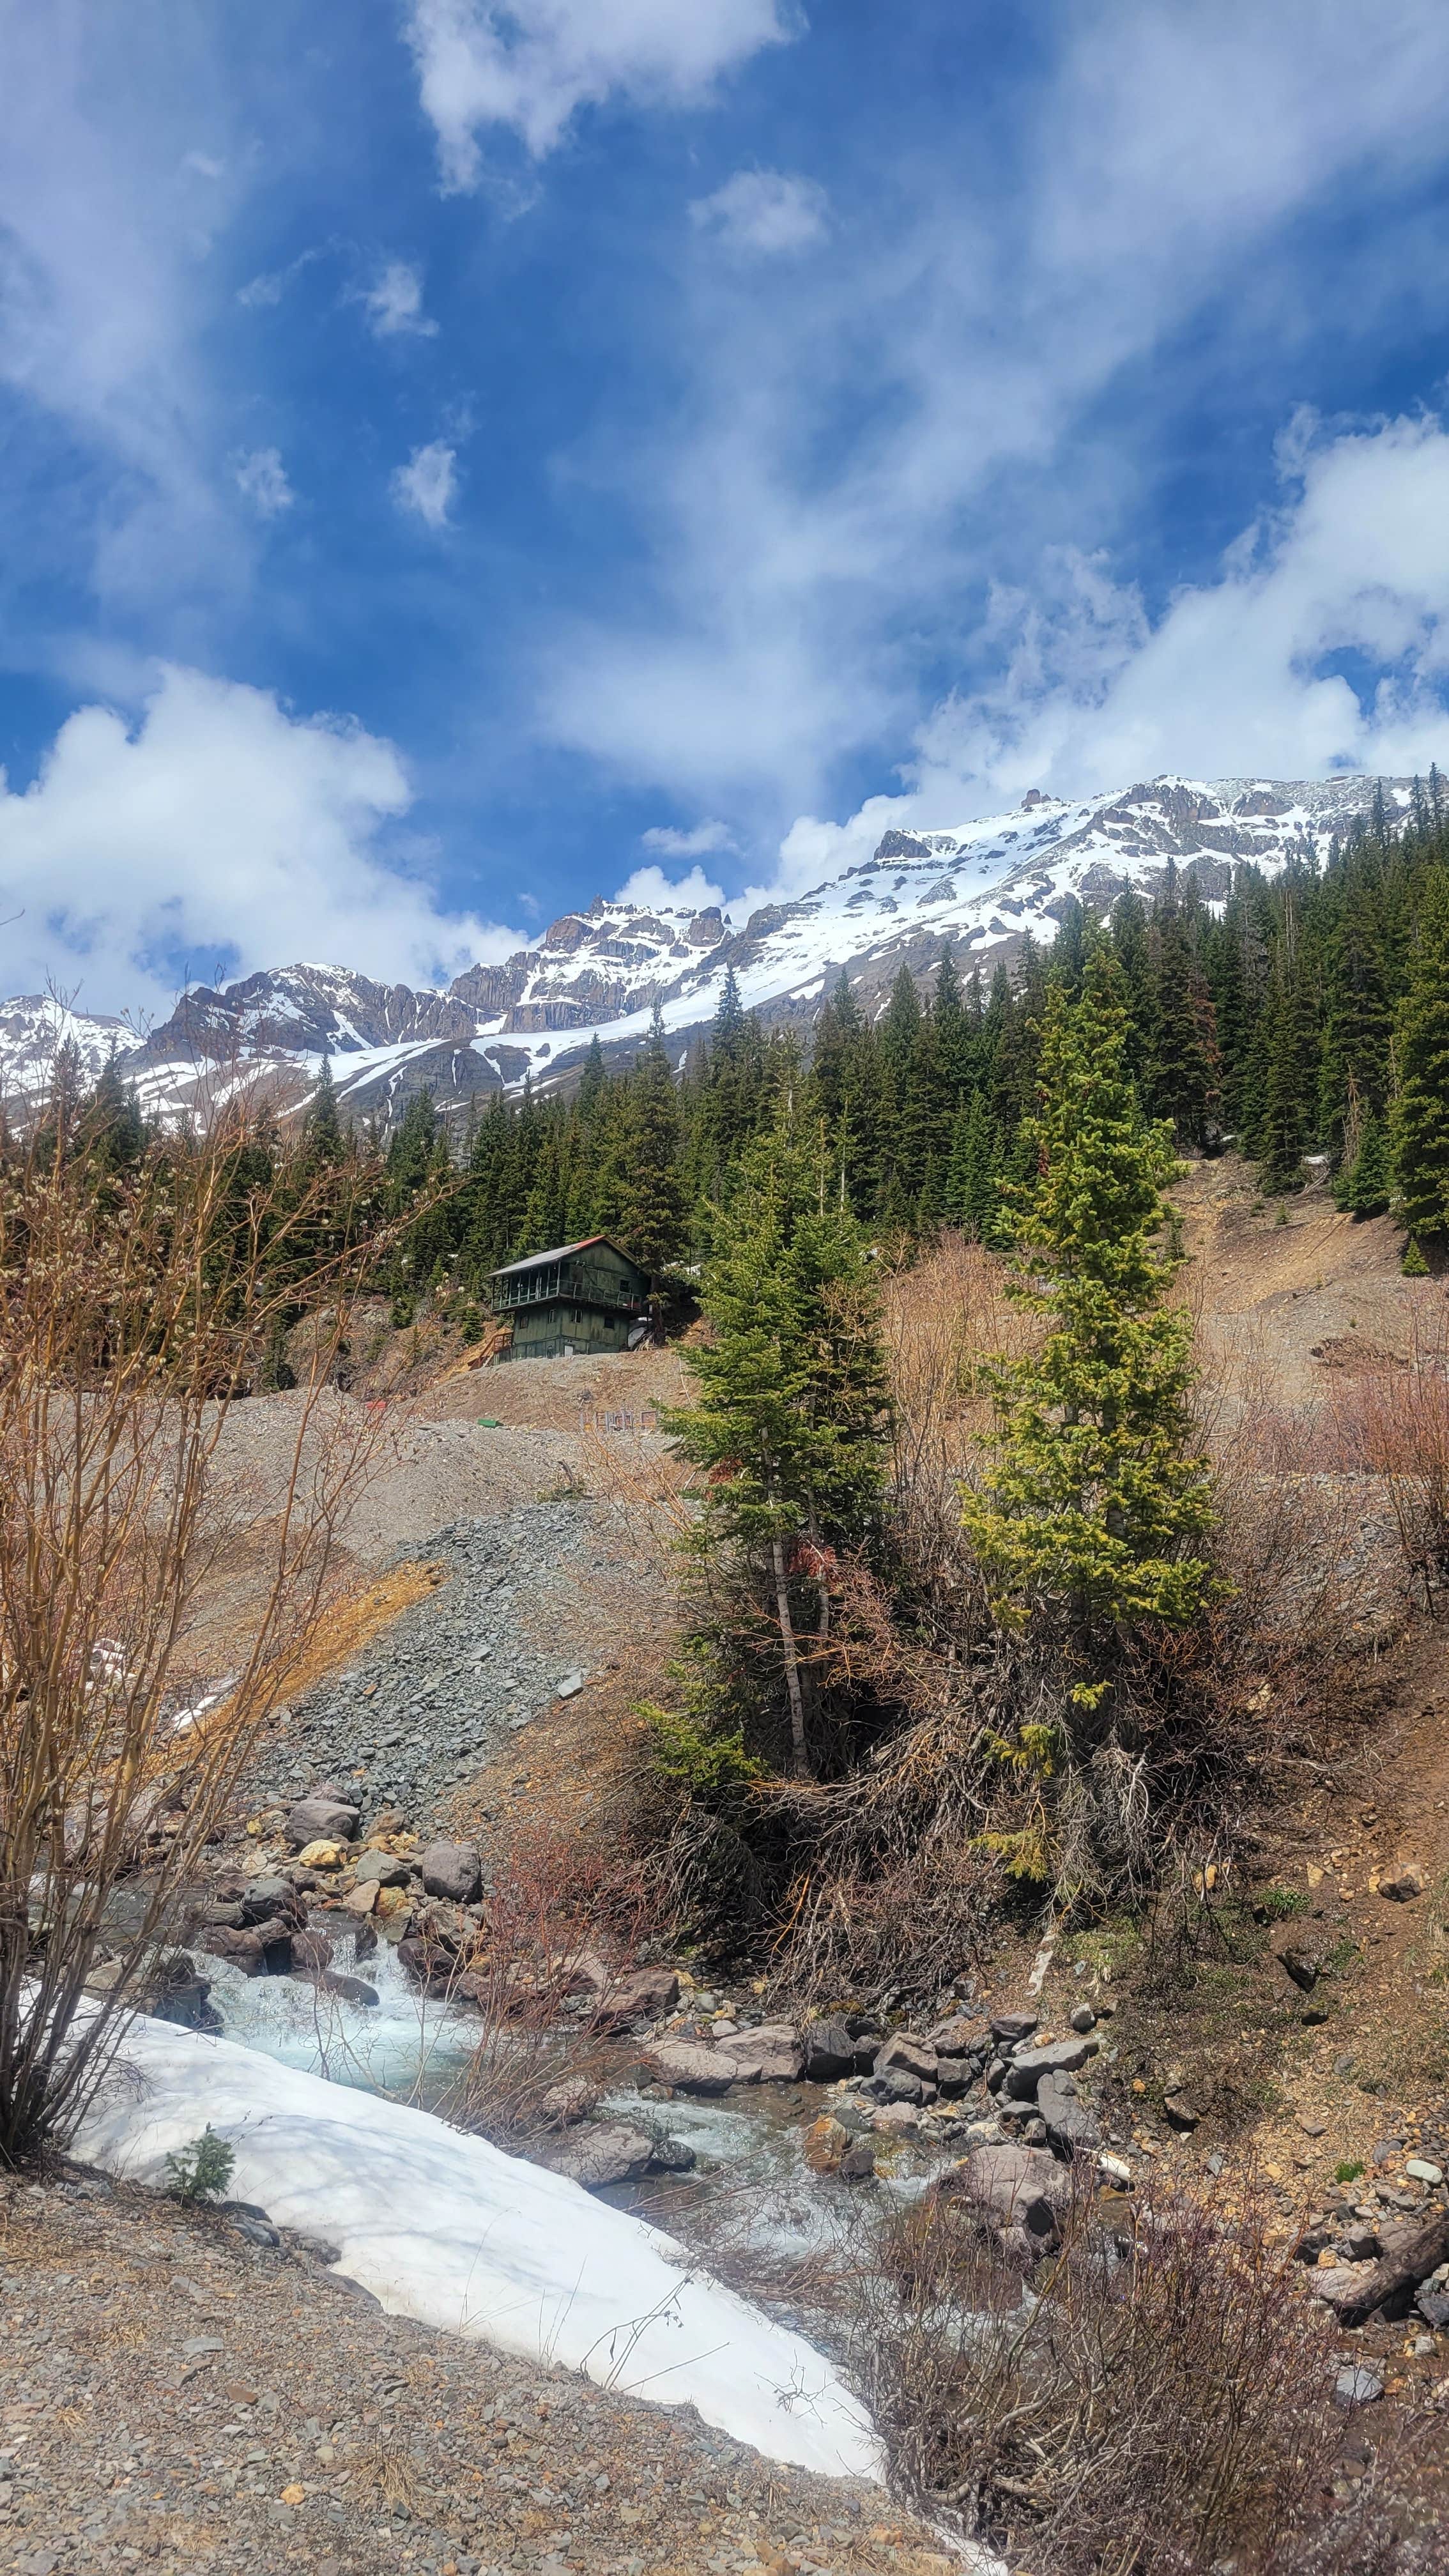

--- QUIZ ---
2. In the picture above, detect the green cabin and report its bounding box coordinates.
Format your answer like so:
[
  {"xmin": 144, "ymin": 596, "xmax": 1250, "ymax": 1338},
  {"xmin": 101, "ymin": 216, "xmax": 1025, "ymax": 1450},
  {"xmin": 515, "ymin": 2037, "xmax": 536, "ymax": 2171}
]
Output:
[{"xmin": 486, "ymin": 1235, "xmax": 650, "ymax": 1361}]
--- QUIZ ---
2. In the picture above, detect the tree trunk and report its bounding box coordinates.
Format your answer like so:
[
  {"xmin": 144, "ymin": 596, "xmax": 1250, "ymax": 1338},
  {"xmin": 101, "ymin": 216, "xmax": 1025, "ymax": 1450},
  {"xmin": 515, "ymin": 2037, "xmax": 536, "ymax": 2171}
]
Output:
[{"xmin": 770, "ymin": 1535, "xmax": 811, "ymax": 1779}]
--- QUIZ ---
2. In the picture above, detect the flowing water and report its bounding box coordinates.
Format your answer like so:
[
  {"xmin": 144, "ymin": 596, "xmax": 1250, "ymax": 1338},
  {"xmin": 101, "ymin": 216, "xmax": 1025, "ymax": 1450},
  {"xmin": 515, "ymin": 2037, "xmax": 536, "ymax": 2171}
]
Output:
[
  {"xmin": 202, "ymin": 1935, "xmax": 480, "ymax": 2104},
  {"xmin": 203, "ymin": 1940, "xmax": 935, "ymax": 2266}
]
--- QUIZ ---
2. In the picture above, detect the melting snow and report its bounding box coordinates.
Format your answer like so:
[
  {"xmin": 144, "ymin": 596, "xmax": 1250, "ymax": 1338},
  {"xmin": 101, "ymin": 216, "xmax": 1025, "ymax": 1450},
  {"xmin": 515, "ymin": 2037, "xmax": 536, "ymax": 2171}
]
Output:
[{"xmin": 76, "ymin": 2008, "xmax": 885, "ymax": 2482}]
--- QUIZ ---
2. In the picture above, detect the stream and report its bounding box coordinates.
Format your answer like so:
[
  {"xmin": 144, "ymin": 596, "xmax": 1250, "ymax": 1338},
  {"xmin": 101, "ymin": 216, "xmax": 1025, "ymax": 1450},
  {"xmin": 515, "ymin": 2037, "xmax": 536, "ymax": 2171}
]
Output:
[{"xmin": 200, "ymin": 1938, "xmax": 939, "ymax": 2269}]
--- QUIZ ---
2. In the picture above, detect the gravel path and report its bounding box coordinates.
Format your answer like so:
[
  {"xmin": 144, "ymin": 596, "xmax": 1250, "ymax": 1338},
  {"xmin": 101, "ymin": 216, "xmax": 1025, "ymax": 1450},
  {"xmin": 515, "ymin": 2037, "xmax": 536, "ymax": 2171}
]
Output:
[
  {"xmin": 252, "ymin": 1502, "xmax": 624, "ymax": 1832},
  {"xmin": 0, "ymin": 2170, "xmax": 957, "ymax": 2576}
]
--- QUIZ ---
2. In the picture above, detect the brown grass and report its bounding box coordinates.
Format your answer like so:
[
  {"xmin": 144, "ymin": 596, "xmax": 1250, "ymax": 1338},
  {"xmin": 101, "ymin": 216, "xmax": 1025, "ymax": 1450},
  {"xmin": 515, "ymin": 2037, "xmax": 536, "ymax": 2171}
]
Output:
[{"xmin": 1324, "ymin": 1324, "xmax": 1449, "ymax": 1611}]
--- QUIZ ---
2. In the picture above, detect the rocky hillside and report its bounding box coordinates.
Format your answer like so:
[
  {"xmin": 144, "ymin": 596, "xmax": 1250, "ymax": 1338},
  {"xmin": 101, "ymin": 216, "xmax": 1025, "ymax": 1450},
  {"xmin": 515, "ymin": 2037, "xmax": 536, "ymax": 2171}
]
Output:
[{"xmin": 1, "ymin": 773, "xmax": 1407, "ymax": 1128}]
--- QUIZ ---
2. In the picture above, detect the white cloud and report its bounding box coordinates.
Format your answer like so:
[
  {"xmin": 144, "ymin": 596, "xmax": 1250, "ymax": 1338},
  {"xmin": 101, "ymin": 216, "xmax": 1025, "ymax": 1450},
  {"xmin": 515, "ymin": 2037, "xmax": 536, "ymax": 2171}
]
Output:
[
  {"xmin": 392, "ymin": 440, "xmax": 458, "ymax": 528},
  {"xmin": 770, "ymin": 414, "xmax": 1449, "ymax": 885},
  {"xmin": 405, "ymin": 0, "xmax": 797, "ymax": 186},
  {"xmin": 0, "ymin": 666, "xmax": 517, "ymax": 1016},
  {"xmin": 233, "ymin": 447, "xmax": 294, "ymax": 518},
  {"xmin": 535, "ymin": 0, "xmax": 1449, "ymax": 829},
  {"xmin": 0, "ymin": 10, "xmax": 256, "ymax": 614},
  {"xmin": 640, "ymin": 818, "xmax": 735, "ymax": 856},
  {"xmin": 612, "ymin": 861, "xmax": 726, "ymax": 914},
  {"xmin": 360, "ymin": 260, "xmax": 438, "ymax": 339},
  {"xmin": 690, "ymin": 171, "xmax": 829, "ymax": 257},
  {"xmin": 237, "ymin": 245, "xmax": 330, "ymax": 311}
]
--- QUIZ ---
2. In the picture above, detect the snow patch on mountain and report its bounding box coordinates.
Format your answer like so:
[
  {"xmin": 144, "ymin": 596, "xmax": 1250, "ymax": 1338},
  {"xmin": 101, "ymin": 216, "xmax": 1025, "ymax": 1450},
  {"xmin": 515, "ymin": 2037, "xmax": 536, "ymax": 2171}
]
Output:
[{"xmin": 0, "ymin": 773, "xmax": 1409, "ymax": 1121}]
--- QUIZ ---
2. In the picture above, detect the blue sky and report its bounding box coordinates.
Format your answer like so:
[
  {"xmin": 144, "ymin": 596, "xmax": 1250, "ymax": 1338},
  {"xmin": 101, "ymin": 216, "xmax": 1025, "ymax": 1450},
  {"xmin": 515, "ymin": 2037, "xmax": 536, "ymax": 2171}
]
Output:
[{"xmin": 6, "ymin": 0, "xmax": 1449, "ymax": 1015}]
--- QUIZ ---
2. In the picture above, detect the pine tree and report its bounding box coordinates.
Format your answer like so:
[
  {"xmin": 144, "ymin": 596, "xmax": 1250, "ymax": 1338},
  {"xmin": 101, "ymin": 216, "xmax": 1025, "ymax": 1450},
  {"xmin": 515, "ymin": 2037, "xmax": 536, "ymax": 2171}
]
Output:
[
  {"xmin": 303, "ymin": 1056, "xmax": 345, "ymax": 1167},
  {"xmin": 945, "ymin": 1088, "xmax": 1001, "ymax": 1241},
  {"xmin": 1333, "ymin": 1108, "xmax": 1391, "ymax": 1218},
  {"xmin": 963, "ymin": 949, "xmax": 1215, "ymax": 1659},
  {"xmin": 668, "ymin": 1119, "xmax": 886, "ymax": 1776},
  {"xmin": 618, "ymin": 1004, "xmax": 687, "ymax": 1285},
  {"xmin": 1257, "ymin": 940, "xmax": 1317, "ymax": 1192},
  {"xmin": 1393, "ymin": 871, "xmax": 1449, "ymax": 1241},
  {"xmin": 1148, "ymin": 880, "xmax": 1221, "ymax": 1145}
]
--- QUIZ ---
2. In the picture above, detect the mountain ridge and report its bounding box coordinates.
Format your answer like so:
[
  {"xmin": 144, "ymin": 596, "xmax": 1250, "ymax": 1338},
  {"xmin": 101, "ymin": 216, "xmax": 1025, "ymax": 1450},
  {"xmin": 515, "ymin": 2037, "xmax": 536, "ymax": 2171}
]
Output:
[{"xmin": 0, "ymin": 772, "xmax": 1411, "ymax": 1125}]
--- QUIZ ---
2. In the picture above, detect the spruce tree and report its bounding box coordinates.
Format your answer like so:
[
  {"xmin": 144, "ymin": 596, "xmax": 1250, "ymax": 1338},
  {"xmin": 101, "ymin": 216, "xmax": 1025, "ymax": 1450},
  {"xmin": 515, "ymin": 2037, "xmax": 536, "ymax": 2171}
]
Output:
[
  {"xmin": 963, "ymin": 948, "xmax": 1215, "ymax": 1661},
  {"xmin": 668, "ymin": 1118, "xmax": 886, "ymax": 1777},
  {"xmin": 946, "ymin": 1087, "xmax": 1001, "ymax": 1241},
  {"xmin": 303, "ymin": 1055, "xmax": 345, "ymax": 1167},
  {"xmin": 618, "ymin": 1004, "xmax": 687, "ymax": 1285},
  {"xmin": 1333, "ymin": 1109, "xmax": 1391, "ymax": 1218},
  {"xmin": 1393, "ymin": 871, "xmax": 1449, "ymax": 1241}
]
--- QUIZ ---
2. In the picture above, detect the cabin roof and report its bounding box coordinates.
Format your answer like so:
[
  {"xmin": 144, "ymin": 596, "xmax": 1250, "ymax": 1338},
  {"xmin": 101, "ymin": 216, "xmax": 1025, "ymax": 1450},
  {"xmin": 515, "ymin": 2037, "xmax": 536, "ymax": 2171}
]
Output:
[{"xmin": 487, "ymin": 1234, "xmax": 641, "ymax": 1282}]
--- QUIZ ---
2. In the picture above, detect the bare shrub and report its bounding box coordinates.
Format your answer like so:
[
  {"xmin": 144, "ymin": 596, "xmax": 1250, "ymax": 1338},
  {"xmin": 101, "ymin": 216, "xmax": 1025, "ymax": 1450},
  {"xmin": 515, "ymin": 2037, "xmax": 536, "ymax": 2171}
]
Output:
[
  {"xmin": 857, "ymin": 2174, "xmax": 1404, "ymax": 2575},
  {"xmin": 440, "ymin": 1824, "xmax": 678, "ymax": 2142},
  {"xmin": 1325, "ymin": 1325, "xmax": 1449, "ymax": 1611},
  {"xmin": 879, "ymin": 1234, "xmax": 1027, "ymax": 1616},
  {"xmin": 0, "ymin": 1096, "xmax": 388, "ymax": 2163}
]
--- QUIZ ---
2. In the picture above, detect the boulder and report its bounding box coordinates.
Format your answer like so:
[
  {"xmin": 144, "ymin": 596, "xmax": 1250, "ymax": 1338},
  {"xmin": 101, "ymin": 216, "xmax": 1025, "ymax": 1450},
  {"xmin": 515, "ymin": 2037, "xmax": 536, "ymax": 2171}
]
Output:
[
  {"xmin": 873, "ymin": 2102, "xmax": 921, "ymax": 2135},
  {"xmin": 839, "ymin": 2141, "xmax": 877, "ymax": 2181},
  {"xmin": 286, "ymin": 1795, "xmax": 360, "ymax": 1851},
  {"xmin": 647, "ymin": 2135, "xmax": 696, "ymax": 2174},
  {"xmin": 1069, "ymin": 2005, "xmax": 1098, "ymax": 2034},
  {"xmin": 801, "ymin": 2016, "xmax": 858, "ymax": 2082},
  {"xmin": 238, "ymin": 1877, "xmax": 305, "ymax": 1927},
  {"xmin": 540, "ymin": 2078, "xmax": 600, "ymax": 2129},
  {"xmin": 319, "ymin": 1970, "xmax": 380, "ymax": 2007},
  {"xmin": 990, "ymin": 2011, "xmax": 1038, "ymax": 2046},
  {"xmin": 928, "ymin": 2014, "xmax": 990, "ymax": 2059},
  {"xmin": 418, "ymin": 1840, "xmax": 484, "ymax": 1905},
  {"xmin": 803, "ymin": 2116, "xmax": 849, "ymax": 2174},
  {"xmin": 946, "ymin": 2142, "xmax": 1071, "ymax": 2249},
  {"xmin": 1277, "ymin": 1947, "xmax": 1319, "ymax": 1993},
  {"xmin": 1163, "ymin": 2092, "xmax": 1201, "ymax": 2133},
  {"xmin": 873, "ymin": 2068, "xmax": 925, "ymax": 2106},
  {"xmin": 297, "ymin": 1840, "xmax": 348, "ymax": 1871},
  {"xmin": 343, "ymin": 1882, "xmax": 379, "ymax": 1916},
  {"xmin": 353, "ymin": 1850, "xmax": 413, "ymax": 1889},
  {"xmin": 1037, "ymin": 2069, "xmax": 1100, "ymax": 2154},
  {"xmin": 1002, "ymin": 2037, "xmax": 1094, "ymax": 2099},
  {"xmin": 590, "ymin": 1966, "xmax": 682, "ymax": 2031},
  {"xmin": 713, "ymin": 2022, "xmax": 803, "ymax": 2082},
  {"xmin": 875, "ymin": 2032, "xmax": 939, "ymax": 2084},
  {"xmin": 640, "ymin": 2038, "xmax": 736, "ymax": 2095},
  {"xmin": 549, "ymin": 2125, "xmax": 655, "ymax": 2188},
  {"xmin": 1378, "ymin": 1862, "xmax": 1424, "ymax": 1902},
  {"xmin": 1334, "ymin": 2366, "xmax": 1384, "ymax": 2409},
  {"xmin": 291, "ymin": 1928, "xmax": 335, "ymax": 1977}
]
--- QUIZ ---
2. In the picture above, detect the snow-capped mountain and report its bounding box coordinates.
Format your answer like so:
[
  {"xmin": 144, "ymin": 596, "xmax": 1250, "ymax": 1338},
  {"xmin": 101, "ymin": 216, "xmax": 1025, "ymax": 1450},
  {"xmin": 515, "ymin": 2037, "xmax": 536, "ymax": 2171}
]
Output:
[{"xmin": 0, "ymin": 774, "xmax": 1409, "ymax": 1126}]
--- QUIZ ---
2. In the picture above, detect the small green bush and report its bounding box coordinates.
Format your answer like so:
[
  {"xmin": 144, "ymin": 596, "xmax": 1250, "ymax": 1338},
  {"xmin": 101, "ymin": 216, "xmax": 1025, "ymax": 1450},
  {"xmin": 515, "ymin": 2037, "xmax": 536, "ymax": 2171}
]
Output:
[
  {"xmin": 1335, "ymin": 2159, "xmax": 1365, "ymax": 2186},
  {"xmin": 1402, "ymin": 1236, "xmax": 1430, "ymax": 1277},
  {"xmin": 390, "ymin": 1291, "xmax": 417, "ymax": 1329},
  {"xmin": 163, "ymin": 2126, "xmax": 236, "ymax": 2204},
  {"xmin": 1254, "ymin": 1885, "xmax": 1309, "ymax": 1922},
  {"xmin": 641, "ymin": 1701, "xmax": 765, "ymax": 1799}
]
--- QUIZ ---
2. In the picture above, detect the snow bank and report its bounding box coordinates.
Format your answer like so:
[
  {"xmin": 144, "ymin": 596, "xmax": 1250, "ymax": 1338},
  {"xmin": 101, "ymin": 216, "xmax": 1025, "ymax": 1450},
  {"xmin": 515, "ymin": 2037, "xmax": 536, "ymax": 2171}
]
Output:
[{"xmin": 75, "ymin": 2009, "xmax": 881, "ymax": 2483}]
